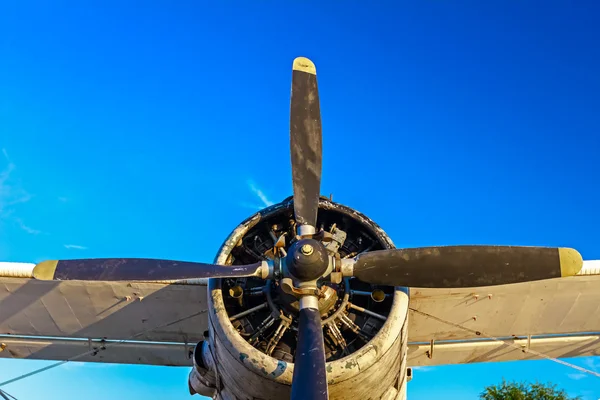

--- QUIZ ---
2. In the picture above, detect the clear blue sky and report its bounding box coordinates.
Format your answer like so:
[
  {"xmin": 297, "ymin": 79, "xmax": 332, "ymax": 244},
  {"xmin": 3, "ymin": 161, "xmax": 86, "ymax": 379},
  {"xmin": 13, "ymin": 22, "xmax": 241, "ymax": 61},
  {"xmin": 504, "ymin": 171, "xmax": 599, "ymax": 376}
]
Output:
[{"xmin": 1, "ymin": 1, "xmax": 599, "ymax": 399}]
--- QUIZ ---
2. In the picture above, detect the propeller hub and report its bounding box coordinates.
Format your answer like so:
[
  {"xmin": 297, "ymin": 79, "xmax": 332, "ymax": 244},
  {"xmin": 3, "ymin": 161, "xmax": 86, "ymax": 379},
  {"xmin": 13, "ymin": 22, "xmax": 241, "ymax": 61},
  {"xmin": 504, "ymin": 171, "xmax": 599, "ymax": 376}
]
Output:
[{"xmin": 287, "ymin": 238, "xmax": 329, "ymax": 281}]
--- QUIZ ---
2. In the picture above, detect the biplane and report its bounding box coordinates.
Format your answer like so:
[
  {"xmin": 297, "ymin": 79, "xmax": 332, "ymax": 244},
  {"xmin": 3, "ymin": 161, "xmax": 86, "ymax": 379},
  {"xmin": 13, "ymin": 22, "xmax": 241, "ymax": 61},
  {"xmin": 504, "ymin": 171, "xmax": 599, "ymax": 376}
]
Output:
[{"xmin": 1, "ymin": 57, "xmax": 598, "ymax": 400}]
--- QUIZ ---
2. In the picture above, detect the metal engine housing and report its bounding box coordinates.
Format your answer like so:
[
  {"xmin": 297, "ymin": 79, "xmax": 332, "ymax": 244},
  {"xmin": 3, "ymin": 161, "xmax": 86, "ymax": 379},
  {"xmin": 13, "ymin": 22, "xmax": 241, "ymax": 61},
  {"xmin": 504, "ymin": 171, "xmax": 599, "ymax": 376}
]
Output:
[{"xmin": 189, "ymin": 197, "xmax": 410, "ymax": 400}]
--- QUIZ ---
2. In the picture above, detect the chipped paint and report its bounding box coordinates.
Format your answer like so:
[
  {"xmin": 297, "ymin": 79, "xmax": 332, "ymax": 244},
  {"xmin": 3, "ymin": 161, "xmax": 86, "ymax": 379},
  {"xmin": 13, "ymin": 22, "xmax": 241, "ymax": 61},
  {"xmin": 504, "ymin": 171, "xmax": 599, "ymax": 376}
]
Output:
[
  {"xmin": 205, "ymin": 196, "xmax": 411, "ymax": 399},
  {"xmin": 271, "ymin": 360, "xmax": 287, "ymax": 378}
]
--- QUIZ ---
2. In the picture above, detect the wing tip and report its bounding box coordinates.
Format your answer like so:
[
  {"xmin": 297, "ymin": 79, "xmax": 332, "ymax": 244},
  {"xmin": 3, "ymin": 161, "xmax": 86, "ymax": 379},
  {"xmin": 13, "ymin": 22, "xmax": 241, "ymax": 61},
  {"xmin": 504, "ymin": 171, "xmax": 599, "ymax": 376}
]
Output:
[
  {"xmin": 293, "ymin": 57, "xmax": 316, "ymax": 75},
  {"xmin": 558, "ymin": 248, "xmax": 584, "ymax": 277},
  {"xmin": 32, "ymin": 260, "xmax": 59, "ymax": 280}
]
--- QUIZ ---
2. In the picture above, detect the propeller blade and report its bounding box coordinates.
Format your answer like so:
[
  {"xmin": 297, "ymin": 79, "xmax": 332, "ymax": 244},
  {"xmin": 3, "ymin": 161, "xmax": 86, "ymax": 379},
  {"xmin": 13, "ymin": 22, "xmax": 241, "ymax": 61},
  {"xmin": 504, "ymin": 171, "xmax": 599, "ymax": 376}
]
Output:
[
  {"xmin": 290, "ymin": 56, "xmax": 322, "ymax": 230},
  {"xmin": 291, "ymin": 301, "xmax": 328, "ymax": 400},
  {"xmin": 351, "ymin": 246, "xmax": 583, "ymax": 288},
  {"xmin": 32, "ymin": 258, "xmax": 267, "ymax": 281}
]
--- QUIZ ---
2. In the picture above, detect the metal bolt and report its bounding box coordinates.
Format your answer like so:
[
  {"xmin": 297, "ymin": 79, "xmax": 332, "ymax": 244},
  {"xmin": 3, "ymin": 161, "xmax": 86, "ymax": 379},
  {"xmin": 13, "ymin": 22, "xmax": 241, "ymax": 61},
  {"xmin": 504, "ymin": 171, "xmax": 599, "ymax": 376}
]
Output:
[
  {"xmin": 0, "ymin": 343, "xmax": 6, "ymax": 352},
  {"xmin": 300, "ymin": 244, "xmax": 314, "ymax": 255}
]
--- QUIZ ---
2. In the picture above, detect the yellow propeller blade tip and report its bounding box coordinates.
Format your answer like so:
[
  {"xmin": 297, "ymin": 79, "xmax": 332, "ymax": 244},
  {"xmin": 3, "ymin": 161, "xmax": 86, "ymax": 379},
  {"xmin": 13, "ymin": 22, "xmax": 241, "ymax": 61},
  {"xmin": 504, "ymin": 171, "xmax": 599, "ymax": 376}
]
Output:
[
  {"xmin": 558, "ymin": 248, "xmax": 584, "ymax": 277},
  {"xmin": 32, "ymin": 260, "xmax": 59, "ymax": 280},
  {"xmin": 293, "ymin": 57, "xmax": 316, "ymax": 75}
]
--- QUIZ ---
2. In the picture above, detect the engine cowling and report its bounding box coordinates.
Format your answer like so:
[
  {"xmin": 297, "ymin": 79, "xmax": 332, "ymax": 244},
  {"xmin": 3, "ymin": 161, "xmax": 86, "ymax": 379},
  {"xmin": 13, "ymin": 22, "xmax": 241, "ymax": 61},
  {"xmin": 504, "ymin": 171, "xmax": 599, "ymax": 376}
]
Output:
[{"xmin": 189, "ymin": 197, "xmax": 411, "ymax": 400}]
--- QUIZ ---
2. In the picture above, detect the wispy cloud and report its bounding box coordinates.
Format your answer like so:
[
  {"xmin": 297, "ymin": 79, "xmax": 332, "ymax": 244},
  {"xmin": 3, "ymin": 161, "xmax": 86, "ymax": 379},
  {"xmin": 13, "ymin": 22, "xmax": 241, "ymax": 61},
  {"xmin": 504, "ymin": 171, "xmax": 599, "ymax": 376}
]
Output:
[
  {"xmin": 567, "ymin": 372, "xmax": 587, "ymax": 381},
  {"xmin": 64, "ymin": 244, "xmax": 87, "ymax": 250},
  {"xmin": 565, "ymin": 357, "xmax": 600, "ymax": 381},
  {"xmin": 0, "ymin": 149, "xmax": 41, "ymax": 234},
  {"xmin": 583, "ymin": 357, "xmax": 600, "ymax": 371},
  {"xmin": 0, "ymin": 149, "xmax": 14, "ymax": 185},
  {"xmin": 14, "ymin": 217, "xmax": 42, "ymax": 235},
  {"xmin": 247, "ymin": 180, "xmax": 274, "ymax": 207},
  {"xmin": 0, "ymin": 149, "xmax": 30, "ymax": 208}
]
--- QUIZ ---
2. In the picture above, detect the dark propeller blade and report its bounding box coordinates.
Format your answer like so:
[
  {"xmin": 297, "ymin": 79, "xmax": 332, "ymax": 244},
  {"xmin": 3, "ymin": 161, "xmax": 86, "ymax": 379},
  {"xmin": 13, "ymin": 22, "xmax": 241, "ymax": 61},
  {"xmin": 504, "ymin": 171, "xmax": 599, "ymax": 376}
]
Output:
[
  {"xmin": 290, "ymin": 56, "xmax": 322, "ymax": 230},
  {"xmin": 351, "ymin": 245, "xmax": 583, "ymax": 288},
  {"xmin": 32, "ymin": 258, "xmax": 266, "ymax": 281},
  {"xmin": 291, "ymin": 304, "xmax": 328, "ymax": 400}
]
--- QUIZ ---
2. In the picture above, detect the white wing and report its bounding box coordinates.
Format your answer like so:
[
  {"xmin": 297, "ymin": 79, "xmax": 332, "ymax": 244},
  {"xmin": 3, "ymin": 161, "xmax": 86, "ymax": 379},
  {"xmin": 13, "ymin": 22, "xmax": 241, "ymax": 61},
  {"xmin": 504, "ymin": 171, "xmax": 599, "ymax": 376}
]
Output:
[
  {"xmin": 407, "ymin": 261, "xmax": 600, "ymax": 367},
  {"xmin": 0, "ymin": 262, "xmax": 208, "ymax": 366}
]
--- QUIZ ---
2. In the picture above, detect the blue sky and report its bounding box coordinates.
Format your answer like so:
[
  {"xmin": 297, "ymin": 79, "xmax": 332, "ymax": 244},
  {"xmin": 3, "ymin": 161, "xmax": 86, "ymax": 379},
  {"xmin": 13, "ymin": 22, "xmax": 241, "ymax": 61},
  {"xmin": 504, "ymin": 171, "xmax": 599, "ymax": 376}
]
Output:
[{"xmin": 1, "ymin": 1, "xmax": 599, "ymax": 399}]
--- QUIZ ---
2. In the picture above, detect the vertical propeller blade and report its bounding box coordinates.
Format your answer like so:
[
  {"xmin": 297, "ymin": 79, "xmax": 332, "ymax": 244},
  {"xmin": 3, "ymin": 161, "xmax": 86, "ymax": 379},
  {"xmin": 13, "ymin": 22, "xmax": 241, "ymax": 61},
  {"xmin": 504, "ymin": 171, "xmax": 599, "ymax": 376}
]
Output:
[
  {"xmin": 290, "ymin": 56, "xmax": 322, "ymax": 229},
  {"xmin": 291, "ymin": 305, "xmax": 328, "ymax": 400}
]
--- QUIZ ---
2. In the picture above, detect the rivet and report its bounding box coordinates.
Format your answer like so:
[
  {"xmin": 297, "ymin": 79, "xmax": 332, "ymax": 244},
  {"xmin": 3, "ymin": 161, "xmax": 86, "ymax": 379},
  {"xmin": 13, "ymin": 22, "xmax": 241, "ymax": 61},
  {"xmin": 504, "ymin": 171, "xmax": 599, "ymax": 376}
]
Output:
[
  {"xmin": 472, "ymin": 316, "xmax": 477, "ymax": 321},
  {"xmin": 0, "ymin": 343, "xmax": 6, "ymax": 352},
  {"xmin": 488, "ymin": 294, "xmax": 493, "ymax": 299},
  {"xmin": 301, "ymin": 244, "xmax": 314, "ymax": 255}
]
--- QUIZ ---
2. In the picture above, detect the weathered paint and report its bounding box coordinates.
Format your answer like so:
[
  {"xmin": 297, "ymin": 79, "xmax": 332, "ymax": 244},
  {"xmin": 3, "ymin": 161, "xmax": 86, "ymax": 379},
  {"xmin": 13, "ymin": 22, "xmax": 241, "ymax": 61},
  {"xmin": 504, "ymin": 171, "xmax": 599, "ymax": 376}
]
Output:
[
  {"xmin": 408, "ymin": 334, "xmax": 600, "ymax": 367},
  {"xmin": 0, "ymin": 336, "xmax": 192, "ymax": 365},
  {"xmin": 407, "ymin": 275, "xmax": 600, "ymax": 342},
  {"xmin": 0, "ymin": 278, "xmax": 208, "ymax": 342},
  {"xmin": 204, "ymin": 197, "xmax": 410, "ymax": 399}
]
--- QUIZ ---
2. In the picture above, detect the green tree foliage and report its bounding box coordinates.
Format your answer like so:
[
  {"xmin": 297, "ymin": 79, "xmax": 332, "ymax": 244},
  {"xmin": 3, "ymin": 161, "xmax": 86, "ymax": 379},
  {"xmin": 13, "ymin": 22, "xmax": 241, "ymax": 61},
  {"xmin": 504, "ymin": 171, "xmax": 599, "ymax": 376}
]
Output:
[{"xmin": 480, "ymin": 379, "xmax": 580, "ymax": 400}]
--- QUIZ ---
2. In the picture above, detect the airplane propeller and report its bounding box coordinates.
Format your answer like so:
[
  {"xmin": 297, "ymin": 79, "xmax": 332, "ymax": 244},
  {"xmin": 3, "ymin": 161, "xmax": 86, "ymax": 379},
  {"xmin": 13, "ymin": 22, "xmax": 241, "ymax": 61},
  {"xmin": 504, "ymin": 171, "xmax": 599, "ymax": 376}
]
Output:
[
  {"xmin": 350, "ymin": 245, "xmax": 583, "ymax": 288},
  {"xmin": 31, "ymin": 57, "xmax": 585, "ymax": 400},
  {"xmin": 290, "ymin": 56, "xmax": 322, "ymax": 235},
  {"xmin": 33, "ymin": 245, "xmax": 583, "ymax": 289},
  {"xmin": 32, "ymin": 258, "xmax": 268, "ymax": 281}
]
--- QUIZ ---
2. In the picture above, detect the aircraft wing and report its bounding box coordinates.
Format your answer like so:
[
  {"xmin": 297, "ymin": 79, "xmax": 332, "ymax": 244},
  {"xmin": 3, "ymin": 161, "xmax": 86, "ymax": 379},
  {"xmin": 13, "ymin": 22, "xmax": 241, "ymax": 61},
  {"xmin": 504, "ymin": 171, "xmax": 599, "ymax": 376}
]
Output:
[
  {"xmin": 0, "ymin": 263, "xmax": 208, "ymax": 367},
  {"xmin": 407, "ymin": 261, "xmax": 600, "ymax": 367},
  {"xmin": 2, "ymin": 261, "xmax": 600, "ymax": 369}
]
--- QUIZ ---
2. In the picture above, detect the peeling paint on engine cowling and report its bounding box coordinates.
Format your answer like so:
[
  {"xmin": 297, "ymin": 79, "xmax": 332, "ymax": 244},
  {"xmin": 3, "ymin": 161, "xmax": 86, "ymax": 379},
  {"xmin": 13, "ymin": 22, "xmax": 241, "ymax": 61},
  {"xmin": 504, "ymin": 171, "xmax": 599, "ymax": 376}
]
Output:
[{"xmin": 202, "ymin": 196, "xmax": 410, "ymax": 400}]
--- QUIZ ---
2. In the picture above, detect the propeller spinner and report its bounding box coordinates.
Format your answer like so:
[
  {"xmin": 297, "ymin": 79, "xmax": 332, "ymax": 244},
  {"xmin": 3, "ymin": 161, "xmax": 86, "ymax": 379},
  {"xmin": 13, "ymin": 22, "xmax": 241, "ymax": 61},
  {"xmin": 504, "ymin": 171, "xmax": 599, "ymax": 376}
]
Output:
[{"xmin": 31, "ymin": 56, "xmax": 584, "ymax": 400}]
